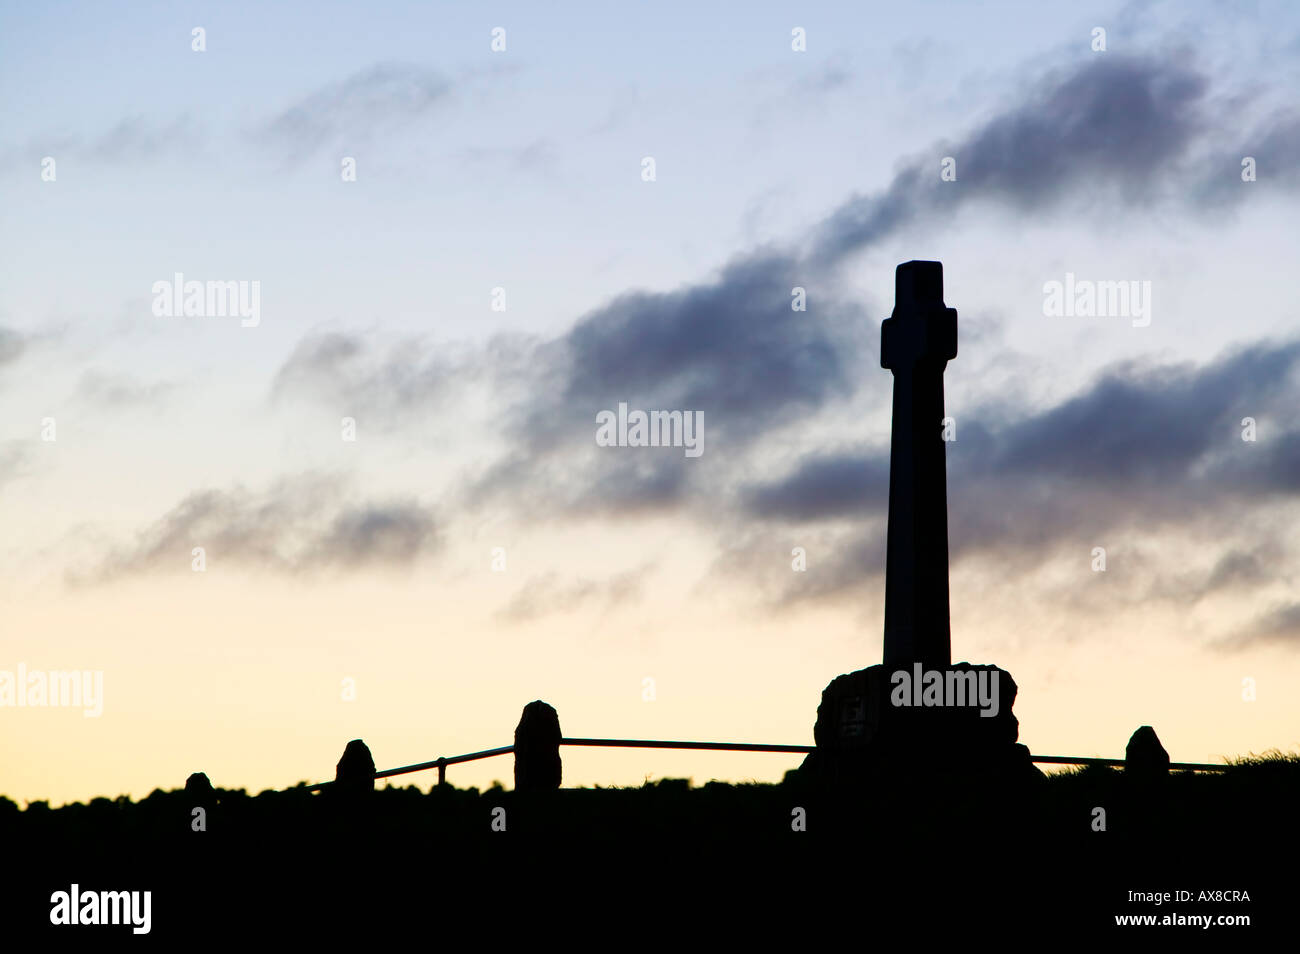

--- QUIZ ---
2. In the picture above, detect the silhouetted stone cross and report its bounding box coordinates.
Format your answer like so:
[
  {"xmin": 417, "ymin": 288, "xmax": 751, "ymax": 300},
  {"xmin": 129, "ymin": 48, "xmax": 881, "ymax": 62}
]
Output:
[{"xmin": 880, "ymin": 261, "xmax": 957, "ymax": 670}]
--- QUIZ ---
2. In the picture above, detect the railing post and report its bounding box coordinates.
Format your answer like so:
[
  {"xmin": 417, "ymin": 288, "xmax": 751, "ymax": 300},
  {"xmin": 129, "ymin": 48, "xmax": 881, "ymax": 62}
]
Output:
[
  {"xmin": 515, "ymin": 701, "xmax": 562, "ymax": 792},
  {"xmin": 437, "ymin": 757, "xmax": 446, "ymax": 787},
  {"xmin": 185, "ymin": 771, "xmax": 214, "ymax": 800},
  {"xmin": 185, "ymin": 771, "xmax": 215, "ymax": 831},
  {"xmin": 335, "ymin": 739, "xmax": 376, "ymax": 797},
  {"xmin": 1125, "ymin": 725, "xmax": 1170, "ymax": 780}
]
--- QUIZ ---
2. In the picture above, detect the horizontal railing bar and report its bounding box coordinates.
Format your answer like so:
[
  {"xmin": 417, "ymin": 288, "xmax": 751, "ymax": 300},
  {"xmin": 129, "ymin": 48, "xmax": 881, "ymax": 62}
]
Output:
[
  {"xmin": 1032, "ymin": 755, "xmax": 1228, "ymax": 771},
  {"xmin": 303, "ymin": 745, "xmax": 515, "ymax": 791},
  {"xmin": 375, "ymin": 745, "xmax": 515, "ymax": 780},
  {"xmin": 562, "ymin": 737, "xmax": 815, "ymax": 754},
  {"xmin": 297, "ymin": 741, "xmax": 1231, "ymax": 791},
  {"xmin": 564, "ymin": 741, "xmax": 1228, "ymax": 770}
]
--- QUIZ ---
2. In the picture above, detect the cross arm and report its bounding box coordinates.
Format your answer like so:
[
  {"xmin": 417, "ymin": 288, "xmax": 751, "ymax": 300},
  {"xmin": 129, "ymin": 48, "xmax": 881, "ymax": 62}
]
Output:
[{"xmin": 880, "ymin": 260, "xmax": 958, "ymax": 371}]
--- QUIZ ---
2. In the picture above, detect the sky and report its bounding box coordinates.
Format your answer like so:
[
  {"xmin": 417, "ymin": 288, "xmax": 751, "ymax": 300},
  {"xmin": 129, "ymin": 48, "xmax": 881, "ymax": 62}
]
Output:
[{"xmin": 2, "ymin": 1, "xmax": 1300, "ymax": 807}]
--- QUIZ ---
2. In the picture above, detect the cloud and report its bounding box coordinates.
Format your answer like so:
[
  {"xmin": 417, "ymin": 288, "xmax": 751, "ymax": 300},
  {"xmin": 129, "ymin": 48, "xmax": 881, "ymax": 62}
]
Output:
[
  {"xmin": 1223, "ymin": 601, "xmax": 1300, "ymax": 648},
  {"xmin": 739, "ymin": 339, "xmax": 1300, "ymax": 603},
  {"xmin": 0, "ymin": 327, "xmax": 25, "ymax": 369},
  {"xmin": 88, "ymin": 115, "xmax": 204, "ymax": 162},
  {"xmin": 711, "ymin": 525, "xmax": 888, "ymax": 610},
  {"xmin": 78, "ymin": 476, "xmax": 439, "ymax": 582},
  {"xmin": 552, "ymin": 252, "xmax": 861, "ymax": 443},
  {"xmin": 588, "ymin": 85, "xmax": 640, "ymax": 135},
  {"xmin": 983, "ymin": 341, "xmax": 1300, "ymax": 486},
  {"xmin": 1140, "ymin": 542, "xmax": 1285, "ymax": 606},
  {"xmin": 261, "ymin": 48, "xmax": 1300, "ymax": 623},
  {"xmin": 264, "ymin": 49, "xmax": 1292, "ymax": 524},
  {"xmin": 742, "ymin": 451, "xmax": 889, "ymax": 522},
  {"xmin": 271, "ymin": 333, "xmax": 374, "ymax": 405},
  {"xmin": 76, "ymin": 370, "xmax": 176, "ymax": 407},
  {"xmin": 315, "ymin": 503, "xmax": 439, "ymax": 567},
  {"xmin": 0, "ymin": 443, "xmax": 26, "ymax": 488},
  {"xmin": 286, "ymin": 49, "xmax": 1291, "ymax": 523},
  {"xmin": 1203, "ymin": 547, "xmax": 1275, "ymax": 592},
  {"xmin": 499, "ymin": 567, "xmax": 648, "ymax": 622},
  {"xmin": 1196, "ymin": 107, "xmax": 1300, "ymax": 206},
  {"xmin": 456, "ymin": 250, "xmax": 872, "ymax": 516},
  {"xmin": 5, "ymin": 63, "xmax": 449, "ymax": 168},
  {"xmin": 0, "ymin": 115, "xmax": 204, "ymax": 167},
  {"xmin": 269, "ymin": 253, "xmax": 872, "ymax": 518},
  {"xmin": 458, "ymin": 138, "xmax": 557, "ymax": 174},
  {"xmin": 810, "ymin": 54, "xmax": 1214, "ymax": 263},
  {"xmin": 257, "ymin": 62, "xmax": 451, "ymax": 161},
  {"xmin": 270, "ymin": 329, "xmax": 536, "ymax": 431},
  {"xmin": 793, "ymin": 59, "xmax": 853, "ymax": 95},
  {"xmin": 751, "ymin": 340, "xmax": 1300, "ymax": 515}
]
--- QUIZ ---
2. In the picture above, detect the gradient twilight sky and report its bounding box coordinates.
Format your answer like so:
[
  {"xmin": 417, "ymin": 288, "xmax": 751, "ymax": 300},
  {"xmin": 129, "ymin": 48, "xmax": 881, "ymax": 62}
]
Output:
[{"xmin": 3, "ymin": 1, "xmax": 1300, "ymax": 807}]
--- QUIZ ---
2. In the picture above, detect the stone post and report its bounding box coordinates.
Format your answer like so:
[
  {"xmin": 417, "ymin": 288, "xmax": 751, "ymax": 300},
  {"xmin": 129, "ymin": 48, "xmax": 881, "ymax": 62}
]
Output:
[
  {"xmin": 514, "ymin": 700, "xmax": 562, "ymax": 792},
  {"xmin": 1125, "ymin": 725, "xmax": 1170, "ymax": 780},
  {"xmin": 335, "ymin": 739, "xmax": 376, "ymax": 795}
]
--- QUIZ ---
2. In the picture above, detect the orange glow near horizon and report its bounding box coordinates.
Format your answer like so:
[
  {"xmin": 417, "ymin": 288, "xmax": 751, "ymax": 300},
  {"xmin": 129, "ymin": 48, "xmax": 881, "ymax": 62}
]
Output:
[{"xmin": 4, "ymin": 554, "xmax": 1296, "ymax": 808}]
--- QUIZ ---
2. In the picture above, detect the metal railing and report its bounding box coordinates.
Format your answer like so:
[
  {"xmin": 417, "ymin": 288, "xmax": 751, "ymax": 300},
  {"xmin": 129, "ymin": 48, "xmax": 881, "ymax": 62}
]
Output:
[
  {"xmin": 301, "ymin": 737, "xmax": 1229, "ymax": 791},
  {"xmin": 1030, "ymin": 754, "xmax": 1227, "ymax": 771}
]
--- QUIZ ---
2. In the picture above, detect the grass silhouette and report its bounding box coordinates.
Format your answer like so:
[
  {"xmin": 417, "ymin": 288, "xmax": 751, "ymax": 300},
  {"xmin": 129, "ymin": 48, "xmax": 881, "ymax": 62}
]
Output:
[
  {"xmin": 7, "ymin": 753, "xmax": 1294, "ymax": 937},
  {"xmin": 7, "ymin": 751, "xmax": 1297, "ymax": 850}
]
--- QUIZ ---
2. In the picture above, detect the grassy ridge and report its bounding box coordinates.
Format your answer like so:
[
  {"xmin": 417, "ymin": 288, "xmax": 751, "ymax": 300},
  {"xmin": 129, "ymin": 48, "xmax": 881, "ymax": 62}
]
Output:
[
  {"xmin": 6, "ymin": 750, "xmax": 1297, "ymax": 840},
  {"xmin": 5, "ymin": 752, "xmax": 1295, "ymax": 937}
]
